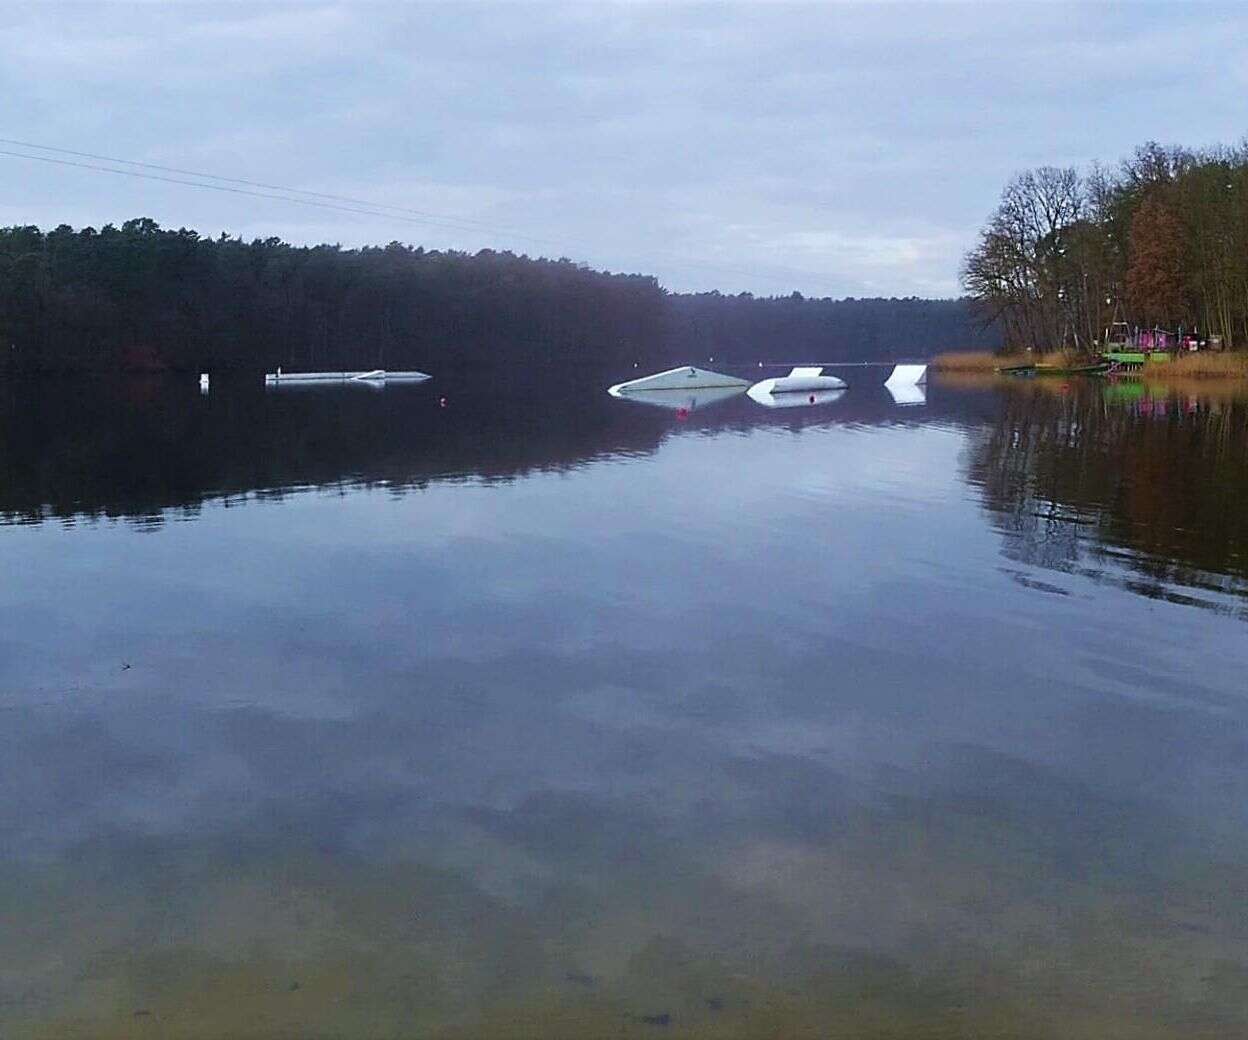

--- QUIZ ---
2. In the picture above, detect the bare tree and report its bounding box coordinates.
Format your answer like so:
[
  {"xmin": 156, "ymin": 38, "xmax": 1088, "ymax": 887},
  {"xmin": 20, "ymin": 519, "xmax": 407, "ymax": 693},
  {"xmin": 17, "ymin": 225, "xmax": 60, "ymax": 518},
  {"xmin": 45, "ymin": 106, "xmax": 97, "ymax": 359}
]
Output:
[{"xmin": 962, "ymin": 167, "xmax": 1085, "ymax": 352}]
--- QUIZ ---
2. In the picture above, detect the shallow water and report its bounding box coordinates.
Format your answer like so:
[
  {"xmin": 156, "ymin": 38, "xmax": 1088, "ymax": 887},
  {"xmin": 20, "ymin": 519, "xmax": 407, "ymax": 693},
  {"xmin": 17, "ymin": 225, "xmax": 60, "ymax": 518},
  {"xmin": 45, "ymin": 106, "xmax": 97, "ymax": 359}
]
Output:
[{"xmin": 2, "ymin": 369, "xmax": 1248, "ymax": 1038}]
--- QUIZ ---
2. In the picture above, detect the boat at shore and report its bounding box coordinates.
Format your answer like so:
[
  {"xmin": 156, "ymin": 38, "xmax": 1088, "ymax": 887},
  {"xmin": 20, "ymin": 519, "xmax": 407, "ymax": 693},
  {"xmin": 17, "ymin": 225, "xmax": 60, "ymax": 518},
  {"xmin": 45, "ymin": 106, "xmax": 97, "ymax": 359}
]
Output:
[
  {"xmin": 1035, "ymin": 361, "xmax": 1111, "ymax": 376},
  {"xmin": 998, "ymin": 360, "xmax": 1111, "ymax": 377}
]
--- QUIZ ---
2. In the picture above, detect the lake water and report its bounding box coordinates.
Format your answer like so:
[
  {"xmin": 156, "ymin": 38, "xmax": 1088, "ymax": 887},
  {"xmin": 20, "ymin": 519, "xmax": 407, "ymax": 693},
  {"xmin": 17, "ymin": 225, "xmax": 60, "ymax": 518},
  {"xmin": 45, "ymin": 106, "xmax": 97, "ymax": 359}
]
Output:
[{"xmin": 3, "ymin": 369, "xmax": 1248, "ymax": 1039}]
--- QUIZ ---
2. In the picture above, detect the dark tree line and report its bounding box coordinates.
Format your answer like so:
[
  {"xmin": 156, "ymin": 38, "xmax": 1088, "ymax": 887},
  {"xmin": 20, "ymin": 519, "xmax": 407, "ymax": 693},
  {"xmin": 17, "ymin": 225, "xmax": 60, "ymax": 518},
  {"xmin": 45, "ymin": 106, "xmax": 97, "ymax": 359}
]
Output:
[
  {"xmin": 667, "ymin": 291, "xmax": 995, "ymax": 361},
  {"xmin": 0, "ymin": 219, "xmax": 667, "ymax": 372},
  {"xmin": 0, "ymin": 218, "xmax": 991, "ymax": 372},
  {"xmin": 963, "ymin": 140, "xmax": 1248, "ymax": 352}
]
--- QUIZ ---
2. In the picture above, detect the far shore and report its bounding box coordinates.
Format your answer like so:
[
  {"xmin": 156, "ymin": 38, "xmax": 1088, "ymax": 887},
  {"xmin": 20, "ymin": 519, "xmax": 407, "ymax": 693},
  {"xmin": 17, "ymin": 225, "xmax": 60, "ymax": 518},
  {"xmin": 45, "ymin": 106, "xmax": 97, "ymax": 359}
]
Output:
[{"xmin": 931, "ymin": 350, "xmax": 1248, "ymax": 381}]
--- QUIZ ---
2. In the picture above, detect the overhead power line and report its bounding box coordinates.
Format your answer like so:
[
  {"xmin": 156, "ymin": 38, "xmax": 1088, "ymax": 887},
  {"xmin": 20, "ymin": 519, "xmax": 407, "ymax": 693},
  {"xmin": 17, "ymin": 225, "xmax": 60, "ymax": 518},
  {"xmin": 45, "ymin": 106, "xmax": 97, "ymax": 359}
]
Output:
[
  {"xmin": 0, "ymin": 135, "xmax": 535, "ymax": 234},
  {"xmin": 0, "ymin": 138, "xmax": 837, "ymax": 291},
  {"xmin": 0, "ymin": 148, "xmax": 539, "ymax": 240}
]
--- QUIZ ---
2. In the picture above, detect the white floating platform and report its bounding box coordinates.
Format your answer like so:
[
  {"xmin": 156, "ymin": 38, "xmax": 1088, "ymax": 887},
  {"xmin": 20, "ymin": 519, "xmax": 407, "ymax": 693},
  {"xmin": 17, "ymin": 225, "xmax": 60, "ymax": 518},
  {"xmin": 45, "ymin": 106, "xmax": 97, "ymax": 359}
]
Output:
[
  {"xmin": 264, "ymin": 369, "xmax": 431, "ymax": 386},
  {"xmin": 608, "ymin": 366, "xmax": 750, "ymax": 395},
  {"xmin": 748, "ymin": 384, "xmax": 845, "ymax": 409},
  {"xmin": 749, "ymin": 367, "xmax": 847, "ymax": 399},
  {"xmin": 609, "ymin": 385, "xmax": 747, "ymax": 412}
]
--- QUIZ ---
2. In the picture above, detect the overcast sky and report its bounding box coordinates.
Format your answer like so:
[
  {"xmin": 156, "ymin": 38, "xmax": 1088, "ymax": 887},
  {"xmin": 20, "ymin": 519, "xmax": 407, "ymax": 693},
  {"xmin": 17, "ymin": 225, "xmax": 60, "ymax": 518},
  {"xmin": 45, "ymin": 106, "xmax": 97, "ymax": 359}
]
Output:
[{"xmin": 1, "ymin": 2, "xmax": 1245, "ymax": 298}]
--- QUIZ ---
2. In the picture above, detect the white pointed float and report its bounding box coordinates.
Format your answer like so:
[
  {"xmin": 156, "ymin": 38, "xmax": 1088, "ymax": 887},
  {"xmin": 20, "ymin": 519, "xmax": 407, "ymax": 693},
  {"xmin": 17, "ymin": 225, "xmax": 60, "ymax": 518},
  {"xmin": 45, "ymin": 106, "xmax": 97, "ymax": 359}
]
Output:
[
  {"xmin": 608, "ymin": 366, "xmax": 750, "ymax": 396},
  {"xmin": 610, "ymin": 385, "xmax": 747, "ymax": 412}
]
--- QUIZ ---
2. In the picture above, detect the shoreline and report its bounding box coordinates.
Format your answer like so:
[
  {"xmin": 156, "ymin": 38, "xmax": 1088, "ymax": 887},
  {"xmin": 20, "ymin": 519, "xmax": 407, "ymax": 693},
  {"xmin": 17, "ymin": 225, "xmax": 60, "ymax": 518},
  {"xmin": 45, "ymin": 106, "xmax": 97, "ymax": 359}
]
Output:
[{"xmin": 930, "ymin": 350, "xmax": 1248, "ymax": 382}]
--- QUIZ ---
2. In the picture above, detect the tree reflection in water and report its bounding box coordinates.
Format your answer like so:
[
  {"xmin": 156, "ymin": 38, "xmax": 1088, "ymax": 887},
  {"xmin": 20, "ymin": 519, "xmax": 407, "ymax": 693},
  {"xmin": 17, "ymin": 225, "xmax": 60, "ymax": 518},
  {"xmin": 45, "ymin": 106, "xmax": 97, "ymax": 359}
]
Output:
[{"xmin": 966, "ymin": 379, "xmax": 1248, "ymax": 617}]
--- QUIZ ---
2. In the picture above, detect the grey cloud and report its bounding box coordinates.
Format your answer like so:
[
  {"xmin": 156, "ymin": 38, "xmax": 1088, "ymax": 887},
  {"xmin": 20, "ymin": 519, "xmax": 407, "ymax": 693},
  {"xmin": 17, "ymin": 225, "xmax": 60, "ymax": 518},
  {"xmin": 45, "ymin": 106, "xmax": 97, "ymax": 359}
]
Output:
[{"xmin": 0, "ymin": 3, "xmax": 1245, "ymax": 295}]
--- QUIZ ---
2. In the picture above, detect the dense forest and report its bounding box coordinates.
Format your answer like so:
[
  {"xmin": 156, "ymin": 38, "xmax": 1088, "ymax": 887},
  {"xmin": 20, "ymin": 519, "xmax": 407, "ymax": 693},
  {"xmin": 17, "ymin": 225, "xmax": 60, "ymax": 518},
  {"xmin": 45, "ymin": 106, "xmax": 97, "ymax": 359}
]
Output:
[
  {"xmin": 963, "ymin": 139, "xmax": 1248, "ymax": 353},
  {"xmin": 0, "ymin": 219, "xmax": 991, "ymax": 372},
  {"xmin": 665, "ymin": 291, "xmax": 990, "ymax": 361}
]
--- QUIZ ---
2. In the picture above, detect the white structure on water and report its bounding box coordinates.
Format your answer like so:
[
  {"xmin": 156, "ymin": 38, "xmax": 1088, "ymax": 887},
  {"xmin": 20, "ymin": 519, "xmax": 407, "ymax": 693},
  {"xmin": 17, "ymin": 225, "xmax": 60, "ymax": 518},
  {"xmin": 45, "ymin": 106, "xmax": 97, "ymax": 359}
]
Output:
[
  {"xmin": 264, "ymin": 369, "xmax": 431, "ymax": 387},
  {"xmin": 748, "ymin": 367, "xmax": 847, "ymax": 398},
  {"xmin": 748, "ymin": 385, "xmax": 845, "ymax": 408},
  {"xmin": 883, "ymin": 364, "xmax": 927, "ymax": 406},
  {"xmin": 610, "ymin": 385, "xmax": 747, "ymax": 412},
  {"xmin": 607, "ymin": 366, "xmax": 750, "ymax": 396}
]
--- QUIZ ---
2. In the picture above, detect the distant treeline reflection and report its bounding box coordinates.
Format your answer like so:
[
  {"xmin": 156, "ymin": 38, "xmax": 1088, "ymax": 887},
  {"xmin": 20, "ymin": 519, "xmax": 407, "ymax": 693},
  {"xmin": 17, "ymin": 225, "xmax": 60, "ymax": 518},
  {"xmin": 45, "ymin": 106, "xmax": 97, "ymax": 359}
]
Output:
[
  {"xmin": 0, "ymin": 375, "xmax": 658, "ymax": 525},
  {"xmin": 0, "ymin": 219, "xmax": 992, "ymax": 372},
  {"xmin": 0, "ymin": 372, "xmax": 993, "ymax": 527},
  {"xmin": 967, "ymin": 382, "xmax": 1248, "ymax": 613}
]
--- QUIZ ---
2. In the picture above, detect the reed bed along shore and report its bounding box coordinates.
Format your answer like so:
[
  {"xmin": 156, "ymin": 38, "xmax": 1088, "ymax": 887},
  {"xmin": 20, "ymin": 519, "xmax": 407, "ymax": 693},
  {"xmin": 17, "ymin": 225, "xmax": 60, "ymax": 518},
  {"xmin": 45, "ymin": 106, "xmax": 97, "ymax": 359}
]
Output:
[
  {"xmin": 930, "ymin": 349, "xmax": 1082, "ymax": 372},
  {"xmin": 931, "ymin": 349, "xmax": 1248, "ymax": 380},
  {"xmin": 1143, "ymin": 352, "xmax": 1248, "ymax": 380},
  {"xmin": 928, "ymin": 350, "xmax": 1001, "ymax": 372}
]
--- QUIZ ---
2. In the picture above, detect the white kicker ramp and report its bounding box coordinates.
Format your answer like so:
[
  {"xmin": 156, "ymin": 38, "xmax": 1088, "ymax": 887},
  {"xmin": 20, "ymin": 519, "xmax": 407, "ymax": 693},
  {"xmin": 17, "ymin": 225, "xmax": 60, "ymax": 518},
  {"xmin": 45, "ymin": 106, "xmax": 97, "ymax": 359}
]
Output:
[
  {"xmin": 884, "ymin": 364, "xmax": 927, "ymax": 389},
  {"xmin": 885, "ymin": 382, "xmax": 927, "ymax": 406},
  {"xmin": 883, "ymin": 364, "xmax": 927, "ymax": 406}
]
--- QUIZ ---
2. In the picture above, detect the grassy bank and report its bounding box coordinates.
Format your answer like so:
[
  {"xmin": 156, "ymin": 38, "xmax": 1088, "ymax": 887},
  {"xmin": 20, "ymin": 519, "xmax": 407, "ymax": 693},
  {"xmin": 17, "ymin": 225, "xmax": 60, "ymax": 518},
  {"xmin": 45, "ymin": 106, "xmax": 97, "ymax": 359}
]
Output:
[
  {"xmin": 1142, "ymin": 353, "xmax": 1248, "ymax": 381},
  {"xmin": 930, "ymin": 350, "xmax": 1085, "ymax": 372},
  {"xmin": 929, "ymin": 350, "xmax": 1002, "ymax": 372},
  {"xmin": 932, "ymin": 350, "xmax": 1248, "ymax": 381}
]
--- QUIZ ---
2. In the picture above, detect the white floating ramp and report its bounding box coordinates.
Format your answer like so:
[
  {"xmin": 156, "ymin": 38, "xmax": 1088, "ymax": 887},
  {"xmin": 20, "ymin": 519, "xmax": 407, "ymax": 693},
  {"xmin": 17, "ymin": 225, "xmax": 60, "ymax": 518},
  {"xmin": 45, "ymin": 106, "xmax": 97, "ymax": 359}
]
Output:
[
  {"xmin": 885, "ymin": 382, "xmax": 927, "ymax": 406},
  {"xmin": 883, "ymin": 364, "xmax": 927, "ymax": 406},
  {"xmin": 264, "ymin": 369, "xmax": 431, "ymax": 386},
  {"xmin": 884, "ymin": 364, "xmax": 927, "ymax": 389},
  {"xmin": 608, "ymin": 366, "xmax": 750, "ymax": 396}
]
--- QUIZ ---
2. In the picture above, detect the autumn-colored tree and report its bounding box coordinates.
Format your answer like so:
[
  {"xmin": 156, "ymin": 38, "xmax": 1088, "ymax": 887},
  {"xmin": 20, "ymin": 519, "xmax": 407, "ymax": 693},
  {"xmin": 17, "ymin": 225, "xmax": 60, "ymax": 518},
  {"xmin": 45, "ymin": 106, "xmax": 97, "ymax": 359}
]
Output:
[
  {"xmin": 967, "ymin": 140, "xmax": 1248, "ymax": 351},
  {"xmin": 1125, "ymin": 194, "xmax": 1188, "ymax": 327}
]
